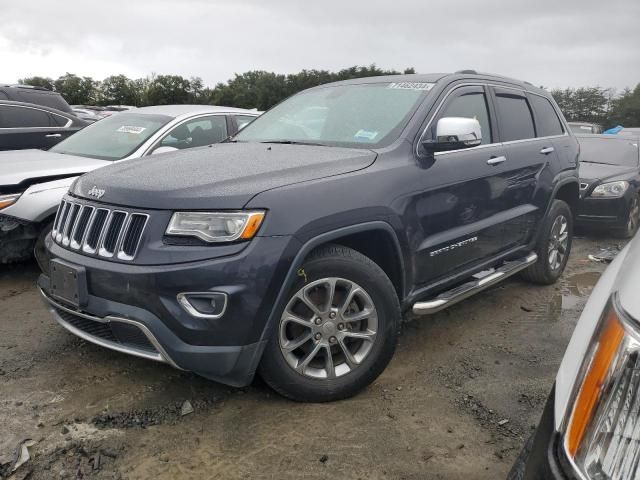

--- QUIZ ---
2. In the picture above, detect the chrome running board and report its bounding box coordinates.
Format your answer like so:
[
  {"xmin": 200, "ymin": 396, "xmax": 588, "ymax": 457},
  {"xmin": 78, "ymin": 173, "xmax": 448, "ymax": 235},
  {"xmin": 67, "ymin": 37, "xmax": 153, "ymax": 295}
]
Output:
[{"xmin": 412, "ymin": 252, "xmax": 538, "ymax": 315}]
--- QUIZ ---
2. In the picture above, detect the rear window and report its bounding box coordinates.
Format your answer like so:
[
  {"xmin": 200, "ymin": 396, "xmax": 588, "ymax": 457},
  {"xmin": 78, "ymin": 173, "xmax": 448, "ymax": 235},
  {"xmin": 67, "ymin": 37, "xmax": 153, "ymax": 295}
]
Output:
[
  {"xmin": 494, "ymin": 92, "xmax": 536, "ymax": 142},
  {"xmin": 579, "ymin": 137, "xmax": 639, "ymax": 167},
  {"xmin": 530, "ymin": 95, "xmax": 564, "ymax": 137},
  {"xmin": 0, "ymin": 105, "xmax": 59, "ymax": 128}
]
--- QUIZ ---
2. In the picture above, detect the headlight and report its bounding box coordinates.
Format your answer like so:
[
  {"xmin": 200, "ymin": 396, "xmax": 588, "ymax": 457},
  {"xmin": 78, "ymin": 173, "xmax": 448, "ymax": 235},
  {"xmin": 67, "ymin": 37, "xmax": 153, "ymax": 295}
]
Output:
[
  {"xmin": 563, "ymin": 296, "xmax": 640, "ymax": 479},
  {"xmin": 0, "ymin": 193, "xmax": 22, "ymax": 210},
  {"xmin": 590, "ymin": 181, "xmax": 630, "ymax": 198},
  {"xmin": 166, "ymin": 211, "xmax": 265, "ymax": 243}
]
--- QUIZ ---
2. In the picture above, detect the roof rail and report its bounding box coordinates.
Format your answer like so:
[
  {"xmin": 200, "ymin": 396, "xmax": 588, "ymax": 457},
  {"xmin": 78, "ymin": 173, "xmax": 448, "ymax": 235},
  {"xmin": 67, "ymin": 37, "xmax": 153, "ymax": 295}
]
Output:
[{"xmin": 455, "ymin": 69, "xmax": 478, "ymax": 75}]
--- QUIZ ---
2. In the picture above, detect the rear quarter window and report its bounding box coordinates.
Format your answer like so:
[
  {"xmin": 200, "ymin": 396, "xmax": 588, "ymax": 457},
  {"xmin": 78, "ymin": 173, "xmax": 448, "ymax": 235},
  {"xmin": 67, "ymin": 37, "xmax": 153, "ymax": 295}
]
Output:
[{"xmin": 530, "ymin": 95, "xmax": 564, "ymax": 137}]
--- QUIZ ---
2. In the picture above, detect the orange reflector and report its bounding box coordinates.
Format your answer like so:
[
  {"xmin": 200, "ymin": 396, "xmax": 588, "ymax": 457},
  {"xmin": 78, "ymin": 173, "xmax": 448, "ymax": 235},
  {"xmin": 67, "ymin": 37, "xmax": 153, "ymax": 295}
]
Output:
[
  {"xmin": 0, "ymin": 199, "xmax": 14, "ymax": 209},
  {"xmin": 240, "ymin": 213, "xmax": 265, "ymax": 240},
  {"xmin": 567, "ymin": 309, "xmax": 625, "ymax": 457}
]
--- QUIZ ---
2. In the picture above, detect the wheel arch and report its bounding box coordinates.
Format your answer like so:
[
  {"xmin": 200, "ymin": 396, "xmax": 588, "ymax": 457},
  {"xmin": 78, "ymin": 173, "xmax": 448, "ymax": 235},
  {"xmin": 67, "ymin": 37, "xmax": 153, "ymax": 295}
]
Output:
[
  {"xmin": 553, "ymin": 180, "xmax": 579, "ymax": 219},
  {"xmin": 245, "ymin": 221, "xmax": 406, "ymax": 382}
]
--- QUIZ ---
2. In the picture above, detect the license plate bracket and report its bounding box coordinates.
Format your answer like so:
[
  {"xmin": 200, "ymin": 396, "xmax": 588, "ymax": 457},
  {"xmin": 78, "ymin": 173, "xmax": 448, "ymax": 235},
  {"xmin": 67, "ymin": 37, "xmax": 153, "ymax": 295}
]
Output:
[{"xmin": 50, "ymin": 259, "xmax": 88, "ymax": 308}]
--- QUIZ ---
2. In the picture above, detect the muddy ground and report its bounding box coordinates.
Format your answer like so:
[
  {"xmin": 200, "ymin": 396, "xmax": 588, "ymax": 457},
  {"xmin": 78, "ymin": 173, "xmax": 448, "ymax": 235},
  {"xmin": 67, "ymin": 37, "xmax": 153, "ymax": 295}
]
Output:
[{"xmin": 0, "ymin": 235, "xmax": 624, "ymax": 480}]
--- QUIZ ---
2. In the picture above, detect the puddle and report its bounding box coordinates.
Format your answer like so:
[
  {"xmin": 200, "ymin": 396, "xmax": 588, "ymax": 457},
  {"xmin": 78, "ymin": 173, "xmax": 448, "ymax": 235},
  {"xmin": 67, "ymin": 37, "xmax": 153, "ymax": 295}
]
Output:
[{"xmin": 522, "ymin": 271, "xmax": 601, "ymax": 323}]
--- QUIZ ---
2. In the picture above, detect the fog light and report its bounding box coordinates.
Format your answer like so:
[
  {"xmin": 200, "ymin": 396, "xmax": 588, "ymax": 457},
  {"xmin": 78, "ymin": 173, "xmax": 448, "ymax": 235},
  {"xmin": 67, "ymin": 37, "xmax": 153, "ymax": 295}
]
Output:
[{"xmin": 177, "ymin": 292, "xmax": 228, "ymax": 319}]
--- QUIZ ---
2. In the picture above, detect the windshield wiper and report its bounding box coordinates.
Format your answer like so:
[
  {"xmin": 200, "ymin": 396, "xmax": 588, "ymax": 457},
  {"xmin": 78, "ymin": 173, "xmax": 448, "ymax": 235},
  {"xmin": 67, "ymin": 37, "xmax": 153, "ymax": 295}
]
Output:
[
  {"xmin": 581, "ymin": 161, "xmax": 613, "ymax": 165},
  {"xmin": 260, "ymin": 140, "xmax": 327, "ymax": 147}
]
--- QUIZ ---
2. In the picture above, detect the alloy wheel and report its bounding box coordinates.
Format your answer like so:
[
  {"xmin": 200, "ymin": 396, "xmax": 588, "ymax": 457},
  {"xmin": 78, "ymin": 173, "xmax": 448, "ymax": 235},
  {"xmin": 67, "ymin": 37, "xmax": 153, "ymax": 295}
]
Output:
[
  {"xmin": 548, "ymin": 215, "xmax": 569, "ymax": 271},
  {"xmin": 278, "ymin": 277, "xmax": 378, "ymax": 379}
]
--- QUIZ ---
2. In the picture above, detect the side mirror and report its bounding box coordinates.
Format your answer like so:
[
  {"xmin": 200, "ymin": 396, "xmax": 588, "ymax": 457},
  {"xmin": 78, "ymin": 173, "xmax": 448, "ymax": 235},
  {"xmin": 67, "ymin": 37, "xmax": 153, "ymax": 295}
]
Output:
[
  {"xmin": 422, "ymin": 117, "xmax": 482, "ymax": 153},
  {"xmin": 151, "ymin": 146, "xmax": 179, "ymax": 155}
]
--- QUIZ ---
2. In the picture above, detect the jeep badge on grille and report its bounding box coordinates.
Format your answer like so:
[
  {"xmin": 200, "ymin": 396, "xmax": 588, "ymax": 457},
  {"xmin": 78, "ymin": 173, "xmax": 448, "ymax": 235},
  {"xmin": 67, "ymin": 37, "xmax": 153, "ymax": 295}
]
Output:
[{"xmin": 87, "ymin": 186, "xmax": 105, "ymax": 199}]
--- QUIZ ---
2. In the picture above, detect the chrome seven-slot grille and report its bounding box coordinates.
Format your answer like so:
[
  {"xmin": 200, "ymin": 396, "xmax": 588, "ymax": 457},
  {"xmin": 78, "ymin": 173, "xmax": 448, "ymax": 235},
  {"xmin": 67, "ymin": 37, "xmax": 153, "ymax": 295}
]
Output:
[{"xmin": 52, "ymin": 197, "xmax": 149, "ymax": 261}]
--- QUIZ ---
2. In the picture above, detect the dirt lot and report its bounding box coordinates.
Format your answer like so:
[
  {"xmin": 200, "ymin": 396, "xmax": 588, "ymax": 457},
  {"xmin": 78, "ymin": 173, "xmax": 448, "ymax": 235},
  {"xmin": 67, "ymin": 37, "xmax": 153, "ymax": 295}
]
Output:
[{"xmin": 0, "ymin": 235, "xmax": 624, "ymax": 480}]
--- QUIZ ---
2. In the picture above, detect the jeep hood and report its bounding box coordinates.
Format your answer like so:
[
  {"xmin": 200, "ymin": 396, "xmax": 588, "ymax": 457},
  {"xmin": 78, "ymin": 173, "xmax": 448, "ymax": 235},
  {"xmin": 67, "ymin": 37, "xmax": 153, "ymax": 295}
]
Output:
[
  {"xmin": 72, "ymin": 143, "xmax": 377, "ymax": 209},
  {"xmin": 578, "ymin": 162, "xmax": 636, "ymax": 185},
  {"xmin": 0, "ymin": 149, "xmax": 109, "ymax": 187}
]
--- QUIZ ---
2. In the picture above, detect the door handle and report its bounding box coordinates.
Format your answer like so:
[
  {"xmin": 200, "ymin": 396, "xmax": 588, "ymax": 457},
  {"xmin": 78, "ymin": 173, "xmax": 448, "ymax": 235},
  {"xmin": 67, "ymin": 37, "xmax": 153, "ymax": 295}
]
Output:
[
  {"xmin": 487, "ymin": 156, "xmax": 507, "ymax": 166},
  {"xmin": 45, "ymin": 133, "xmax": 62, "ymax": 138},
  {"xmin": 540, "ymin": 146, "xmax": 555, "ymax": 155}
]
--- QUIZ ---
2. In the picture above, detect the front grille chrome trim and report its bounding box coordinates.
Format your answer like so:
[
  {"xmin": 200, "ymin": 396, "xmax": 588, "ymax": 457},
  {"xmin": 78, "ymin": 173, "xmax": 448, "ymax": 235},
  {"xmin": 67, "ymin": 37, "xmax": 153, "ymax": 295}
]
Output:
[
  {"xmin": 39, "ymin": 287, "xmax": 181, "ymax": 369},
  {"xmin": 52, "ymin": 196, "xmax": 148, "ymax": 261},
  {"xmin": 117, "ymin": 213, "xmax": 149, "ymax": 261}
]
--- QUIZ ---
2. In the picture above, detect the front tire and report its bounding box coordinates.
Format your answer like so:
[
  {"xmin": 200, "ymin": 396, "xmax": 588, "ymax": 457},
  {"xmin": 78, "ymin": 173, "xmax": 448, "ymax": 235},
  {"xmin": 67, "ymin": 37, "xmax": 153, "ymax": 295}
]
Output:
[
  {"xmin": 618, "ymin": 194, "xmax": 640, "ymax": 239},
  {"xmin": 34, "ymin": 222, "xmax": 53, "ymax": 274},
  {"xmin": 258, "ymin": 244, "xmax": 400, "ymax": 402},
  {"xmin": 521, "ymin": 200, "xmax": 573, "ymax": 285}
]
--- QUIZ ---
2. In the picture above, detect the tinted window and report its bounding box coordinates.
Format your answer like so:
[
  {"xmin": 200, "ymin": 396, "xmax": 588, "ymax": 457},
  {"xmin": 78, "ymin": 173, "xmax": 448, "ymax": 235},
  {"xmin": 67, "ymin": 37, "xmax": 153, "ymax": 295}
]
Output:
[
  {"xmin": 579, "ymin": 137, "xmax": 639, "ymax": 167},
  {"xmin": 494, "ymin": 92, "xmax": 535, "ymax": 142},
  {"xmin": 160, "ymin": 115, "xmax": 228, "ymax": 149},
  {"xmin": 530, "ymin": 95, "xmax": 564, "ymax": 137},
  {"xmin": 50, "ymin": 112, "xmax": 172, "ymax": 160},
  {"xmin": 235, "ymin": 82, "xmax": 433, "ymax": 148},
  {"xmin": 235, "ymin": 115, "xmax": 257, "ymax": 131},
  {"xmin": 49, "ymin": 113, "xmax": 69, "ymax": 127},
  {"xmin": 439, "ymin": 91, "xmax": 492, "ymax": 144},
  {"xmin": 0, "ymin": 105, "xmax": 54, "ymax": 128}
]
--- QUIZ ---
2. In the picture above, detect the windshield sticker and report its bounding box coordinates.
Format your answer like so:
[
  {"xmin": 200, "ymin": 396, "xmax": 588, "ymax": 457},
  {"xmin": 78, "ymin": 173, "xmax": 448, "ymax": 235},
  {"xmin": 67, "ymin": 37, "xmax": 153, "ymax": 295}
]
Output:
[
  {"xmin": 580, "ymin": 126, "xmax": 592, "ymax": 130},
  {"xmin": 354, "ymin": 130, "xmax": 379, "ymax": 141},
  {"xmin": 388, "ymin": 82, "xmax": 434, "ymax": 91},
  {"xmin": 116, "ymin": 125, "xmax": 146, "ymax": 134}
]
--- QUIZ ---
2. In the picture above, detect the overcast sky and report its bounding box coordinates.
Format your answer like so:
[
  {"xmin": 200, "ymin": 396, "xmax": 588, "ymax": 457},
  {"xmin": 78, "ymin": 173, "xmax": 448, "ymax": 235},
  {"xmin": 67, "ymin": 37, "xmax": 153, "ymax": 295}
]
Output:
[{"xmin": 1, "ymin": 0, "xmax": 638, "ymax": 90}]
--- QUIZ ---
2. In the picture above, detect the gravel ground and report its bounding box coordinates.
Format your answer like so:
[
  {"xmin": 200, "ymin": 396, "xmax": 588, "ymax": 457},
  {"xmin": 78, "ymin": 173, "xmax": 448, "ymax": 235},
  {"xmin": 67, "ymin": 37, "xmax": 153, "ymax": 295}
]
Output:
[{"xmin": 0, "ymin": 235, "xmax": 624, "ymax": 480}]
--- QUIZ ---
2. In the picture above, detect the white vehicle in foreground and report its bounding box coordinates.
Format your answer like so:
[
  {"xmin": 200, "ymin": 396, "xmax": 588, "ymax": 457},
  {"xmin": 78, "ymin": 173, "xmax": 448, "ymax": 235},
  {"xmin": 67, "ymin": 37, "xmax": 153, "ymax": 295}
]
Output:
[
  {"xmin": 509, "ymin": 233, "xmax": 640, "ymax": 479},
  {"xmin": 0, "ymin": 105, "xmax": 260, "ymax": 270}
]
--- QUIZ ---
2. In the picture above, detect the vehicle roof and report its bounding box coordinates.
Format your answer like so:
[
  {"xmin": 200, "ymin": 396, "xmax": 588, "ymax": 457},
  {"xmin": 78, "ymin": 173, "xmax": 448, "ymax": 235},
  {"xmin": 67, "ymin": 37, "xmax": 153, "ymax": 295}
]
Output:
[
  {"xmin": 128, "ymin": 104, "xmax": 261, "ymax": 118},
  {"xmin": 308, "ymin": 71, "xmax": 548, "ymax": 95}
]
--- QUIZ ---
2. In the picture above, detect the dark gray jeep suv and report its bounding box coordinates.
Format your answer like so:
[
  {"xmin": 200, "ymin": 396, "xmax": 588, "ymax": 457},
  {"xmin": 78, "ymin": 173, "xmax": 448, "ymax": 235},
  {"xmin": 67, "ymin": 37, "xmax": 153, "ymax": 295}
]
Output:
[{"xmin": 39, "ymin": 72, "xmax": 580, "ymax": 401}]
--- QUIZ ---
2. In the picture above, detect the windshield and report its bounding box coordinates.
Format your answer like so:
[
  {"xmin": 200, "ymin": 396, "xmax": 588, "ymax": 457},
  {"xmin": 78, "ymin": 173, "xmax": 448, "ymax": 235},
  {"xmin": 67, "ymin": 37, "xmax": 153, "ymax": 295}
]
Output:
[
  {"xmin": 570, "ymin": 124, "xmax": 596, "ymax": 134},
  {"xmin": 234, "ymin": 82, "xmax": 433, "ymax": 148},
  {"xmin": 579, "ymin": 137, "xmax": 639, "ymax": 167},
  {"xmin": 51, "ymin": 113, "xmax": 172, "ymax": 160}
]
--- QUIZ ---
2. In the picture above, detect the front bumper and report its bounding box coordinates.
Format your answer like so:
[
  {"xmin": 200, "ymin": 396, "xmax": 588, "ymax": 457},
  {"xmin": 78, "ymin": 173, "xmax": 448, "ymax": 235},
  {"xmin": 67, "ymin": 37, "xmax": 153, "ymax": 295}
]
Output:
[
  {"xmin": 576, "ymin": 194, "xmax": 630, "ymax": 229},
  {"xmin": 40, "ymin": 233, "xmax": 297, "ymax": 386},
  {"xmin": 520, "ymin": 385, "xmax": 575, "ymax": 479},
  {"xmin": 0, "ymin": 214, "xmax": 38, "ymax": 263}
]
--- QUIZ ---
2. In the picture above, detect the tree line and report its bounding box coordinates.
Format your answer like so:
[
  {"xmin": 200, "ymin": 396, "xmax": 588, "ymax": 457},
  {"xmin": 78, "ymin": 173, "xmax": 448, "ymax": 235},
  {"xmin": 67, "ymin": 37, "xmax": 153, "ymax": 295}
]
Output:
[
  {"xmin": 19, "ymin": 67, "xmax": 640, "ymax": 128},
  {"xmin": 19, "ymin": 65, "xmax": 415, "ymax": 110}
]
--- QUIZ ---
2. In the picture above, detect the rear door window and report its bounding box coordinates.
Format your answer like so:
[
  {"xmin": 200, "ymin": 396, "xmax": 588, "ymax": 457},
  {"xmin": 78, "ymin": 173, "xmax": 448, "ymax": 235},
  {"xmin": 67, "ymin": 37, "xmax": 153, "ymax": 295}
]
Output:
[
  {"xmin": 493, "ymin": 90, "xmax": 536, "ymax": 142},
  {"xmin": 530, "ymin": 95, "xmax": 564, "ymax": 137},
  {"xmin": 0, "ymin": 105, "xmax": 54, "ymax": 128}
]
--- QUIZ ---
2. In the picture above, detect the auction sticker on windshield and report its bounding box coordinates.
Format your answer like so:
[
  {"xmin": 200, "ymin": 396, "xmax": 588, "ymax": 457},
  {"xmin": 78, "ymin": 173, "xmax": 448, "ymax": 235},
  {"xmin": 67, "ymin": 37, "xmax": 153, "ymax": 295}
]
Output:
[
  {"xmin": 117, "ymin": 126, "xmax": 146, "ymax": 134},
  {"xmin": 388, "ymin": 82, "xmax": 434, "ymax": 90}
]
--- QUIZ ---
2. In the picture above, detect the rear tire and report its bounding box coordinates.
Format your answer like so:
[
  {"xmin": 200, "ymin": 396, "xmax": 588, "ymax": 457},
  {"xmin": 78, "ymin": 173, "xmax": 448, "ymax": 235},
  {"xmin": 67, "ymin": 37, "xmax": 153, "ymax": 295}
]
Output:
[
  {"xmin": 521, "ymin": 200, "xmax": 573, "ymax": 285},
  {"xmin": 258, "ymin": 244, "xmax": 400, "ymax": 402}
]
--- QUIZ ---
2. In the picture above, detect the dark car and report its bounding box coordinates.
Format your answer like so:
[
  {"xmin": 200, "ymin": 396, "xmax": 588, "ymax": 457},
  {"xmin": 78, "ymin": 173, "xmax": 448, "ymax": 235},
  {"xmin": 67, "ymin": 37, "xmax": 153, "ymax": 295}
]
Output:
[
  {"xmin": 39, "ymin": 71, "xmax": 580, "ymax": 402},
  {"xmin": 577, "ymin": 134, "xmax": 640, "ymax": 237},
  {"xmin": 0, "ymin": 85, "xmax": 73, "ymax": 113},
  {"xmin": 0, "ymin": 100, "xmax": 89, "ymax": 151}
]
